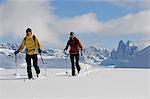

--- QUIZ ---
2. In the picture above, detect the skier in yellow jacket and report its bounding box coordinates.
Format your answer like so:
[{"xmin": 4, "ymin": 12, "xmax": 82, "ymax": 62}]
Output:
[{"xmin": 14, "ymin": 28, "xmax": 41, "ymax": 79}]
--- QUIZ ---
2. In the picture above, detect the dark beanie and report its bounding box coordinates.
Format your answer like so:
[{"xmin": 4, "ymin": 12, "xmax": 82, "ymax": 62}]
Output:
[
  {"xmin": 70, "ymin": 32, "xmax": 74, "ymax": 36},
  {"xmin": 26, "ymin": 28, "xmax": 32, "ymax": 33}
]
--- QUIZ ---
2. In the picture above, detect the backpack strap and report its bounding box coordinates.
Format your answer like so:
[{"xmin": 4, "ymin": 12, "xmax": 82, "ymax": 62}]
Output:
[
  {"xmin": 32, "ymin": 35, "xmax": 40, "ymax": 48},
  {"xmin": 23, "ymin": 35, "xmax": 36, "ymax": 45},
  {"xmin": 24, "ymin": 37, "xmax": 27, "ymax": 45},
  {"xmin": 24, "ymin": 35, "xmax": 40, "ymax": 48},
  {"xmin": 32, "ymin": 35, "xmax": 36, "ymax": 42}
]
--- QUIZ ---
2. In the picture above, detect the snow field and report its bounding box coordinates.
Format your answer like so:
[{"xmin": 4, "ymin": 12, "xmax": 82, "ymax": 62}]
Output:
[{"xmin": 0, "ymin": 68, "xmax": 149, "ymax": 99}]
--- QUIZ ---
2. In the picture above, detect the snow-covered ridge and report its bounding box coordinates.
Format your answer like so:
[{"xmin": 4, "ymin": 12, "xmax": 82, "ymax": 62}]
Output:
[
  {"xmin": 83, "ymin": 46, "xmax": 110, "ymax": 65},
  {"xmin": 101, "ymin": 40, "xmax": 138, "ymax": 66},
  {"xmin": 0, "ymin": 43, "xmax": 18, "ymax": 50},
  {"xmin": 2, "ymin": 41, "xmax": 149, "ymax": 69},
  {"xmin": 111, "ymin": 40, "xmax": 138, "ymax": 59},
  {"xmin": 0, "ymin": 43, "xmax": 110, "ymax": 69},
  {"xmin": 117, "ymin": 45, "xmax": 150, "ymax": 68}
]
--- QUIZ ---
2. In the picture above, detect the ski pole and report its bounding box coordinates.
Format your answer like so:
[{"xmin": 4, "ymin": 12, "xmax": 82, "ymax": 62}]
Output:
[
  {"xmin": 64, "ymin": 53, "xmax": 69, "ymax": 75},
  {"xmin": 14, "ymin": 54, "xmax": 18, "ymax": 76},
  {"xmin": 40, "ymin": 53, "xmax": 47, "ymax": 75}
]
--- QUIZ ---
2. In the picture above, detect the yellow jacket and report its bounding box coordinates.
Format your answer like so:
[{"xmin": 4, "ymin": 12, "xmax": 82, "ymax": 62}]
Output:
[{"xmin": 18, "ymin": 35, "xmax": 41, "ymax": 55}]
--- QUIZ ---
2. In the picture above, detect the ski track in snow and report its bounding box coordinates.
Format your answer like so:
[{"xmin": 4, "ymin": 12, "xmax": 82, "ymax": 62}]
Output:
[{"xmin": 0, "ymin": 66, "xmax": 100, "ymax": 80}]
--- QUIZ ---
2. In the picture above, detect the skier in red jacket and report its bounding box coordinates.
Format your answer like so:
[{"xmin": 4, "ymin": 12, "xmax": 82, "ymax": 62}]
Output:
[{"xmin": 64, "ymin": 32, "xmax": 83, "ymax": 76}]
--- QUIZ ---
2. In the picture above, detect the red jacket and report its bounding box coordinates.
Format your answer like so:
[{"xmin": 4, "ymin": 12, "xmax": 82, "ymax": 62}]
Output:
[{"xmin": 65, "ymin": 37, "xmax": 83, "ymax": 53}]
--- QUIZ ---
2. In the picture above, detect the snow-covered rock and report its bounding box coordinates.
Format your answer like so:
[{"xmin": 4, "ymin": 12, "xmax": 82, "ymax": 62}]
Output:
[
  {"xmin": 116, "ymin": 40, "xmax": 126, "ymax": 59},
  {"xmin": 101, "ymin": 40, "xmax": 138, "ymax": 66},
  {"xmin": 125, "ymin": 41, "xmax": 138, "ymax": 57},
  {"xmin": 114, "ymin": 40, "xmax": 137, "ymax": 59},
  {"xmin": 83, "ymin": 46, "xmax": 110, "ymax": 65},
  {"xmin": 0, "ymin": 43, "xmax": 18, "ymax": 50},
  {"xmin": 117, "ymin": 45, "xmax": 150, "ymax": 68},
  {"xmin": 0, "ymin": 48, "xmax": 26, "ymax": 69}
]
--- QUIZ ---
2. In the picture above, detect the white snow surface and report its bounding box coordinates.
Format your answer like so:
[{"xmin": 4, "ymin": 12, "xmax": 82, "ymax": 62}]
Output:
[{"xmin": 0, "ymin": 67, "xmax": 150, "ymax": 99}]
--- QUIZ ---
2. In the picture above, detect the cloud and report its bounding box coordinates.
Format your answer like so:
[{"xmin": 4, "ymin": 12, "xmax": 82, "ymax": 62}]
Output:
[
  {"xmin": 136, "ymin": 40, "xmax": 150, "ymax": 50},
  {"xmin": 50, "ymin": 13, "xmax": 104, "ymax": 34},
  {"xmin": 53, "ymin": 9, "xmax": 150, "ymax": 37},
  {"xmin": 110, "ymin": 0, "xmax": 150, "ymax": 10},
  {"xmin": 0, "ymin": 0, "xmax": 61, "ymax": 47},
  {"xmin": 101, "ymin": 10, "xmax": 150, "ymax": 35},
  {"xmin": 135, "ymin": 34, "xmax": 150, "ymax": 49},
  {"xmin": 49, "ymin": 9, "xmax": 150, "ymax": 35},
  {"xmin": 0, "ymin": 0, "xmax": 150, "ymax": 48}
]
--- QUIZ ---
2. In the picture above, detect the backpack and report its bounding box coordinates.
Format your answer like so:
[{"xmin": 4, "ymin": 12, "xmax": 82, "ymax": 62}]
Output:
[{"xmin": 69, "ymin": 37, "xmax": 78, "ymax": 47}]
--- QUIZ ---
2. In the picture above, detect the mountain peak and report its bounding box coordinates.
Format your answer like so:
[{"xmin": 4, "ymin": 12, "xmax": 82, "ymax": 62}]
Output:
[
  {"xmin": 118, "ymin": 40, "xmax": 126, "ymax": 47},
  {"xmin": 126, "ymin": 40, "xmax": 133, "ymax": 47},
  {"xmin": 101, "ymin": 40, "xmax": 138, "ymax": 66},
  {"xmin": 119, "ymin": 40, "xmax": 124, "ymax": 44}
]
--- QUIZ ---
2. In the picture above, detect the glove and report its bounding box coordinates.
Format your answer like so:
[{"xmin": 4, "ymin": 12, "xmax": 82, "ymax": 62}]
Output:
[
  {"xmin": 38, "ymin": 48, "xmax": 42, "ymax": 54},
  {"xmin": 64, "ymin": 49, "xmax": 67, "ymax": 54},
  {"xmin": 64, "ymin": 48, "xmax": 66, "ymax": 52},
  {"xmin": 14, "ymin": 50, "xmax": 19, "ymax": 55}
]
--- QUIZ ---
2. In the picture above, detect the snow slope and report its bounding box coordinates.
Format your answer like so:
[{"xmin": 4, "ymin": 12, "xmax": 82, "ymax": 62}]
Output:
[
  {"xmin": 117, "ymin": 45, "xmax": 150, "ymax": 68},
  {"xmin": 0, "ymin": 48, "xmax": 71, "ymax": 69},
  {"xmin": 0, "ymin": 68, "xmax": 149, "ymax": 99},
  {"xmin": 0, "ymin": 49, "xmax": 26, "ymax": 69}
]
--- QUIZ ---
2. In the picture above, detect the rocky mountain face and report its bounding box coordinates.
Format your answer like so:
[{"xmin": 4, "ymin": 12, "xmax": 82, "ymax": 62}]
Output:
[{"xmin": 101, "ymin": 40, "xmax": 138, "ymax": 66}]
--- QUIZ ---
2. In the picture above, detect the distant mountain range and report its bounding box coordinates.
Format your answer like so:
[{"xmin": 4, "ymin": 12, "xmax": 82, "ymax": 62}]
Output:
[
  {"xmin": 0, "ymin": 43, "xmax": 110, "ymax": 69},
  {"xmin": 0, "ymin": 41, "xmax": 149, "ymax": 69},
  {"xmin": 0, "ymin": 43, "xmax": 19, "ymax": 50}
]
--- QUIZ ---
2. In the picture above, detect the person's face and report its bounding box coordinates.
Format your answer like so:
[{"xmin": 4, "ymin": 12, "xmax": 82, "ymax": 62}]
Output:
[
  {"xmin": 71, "ymin": 34, "xmax": 75, "ymax": 39},
  {"xmin": 26, "ymin": 32, "xmax": 32, "ymax": 37}
]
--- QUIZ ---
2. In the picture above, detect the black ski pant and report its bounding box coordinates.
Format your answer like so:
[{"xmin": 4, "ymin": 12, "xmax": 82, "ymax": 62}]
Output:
[
  {"xmin": 70, "ymin": 53, "xmax": 81, "ymax": 76},
  {"xmin": 26, "ymin": 54, "xmax": 40, "ymax": 79}
]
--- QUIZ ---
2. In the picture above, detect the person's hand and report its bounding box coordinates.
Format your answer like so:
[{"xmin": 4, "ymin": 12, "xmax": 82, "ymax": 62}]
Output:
[
  {"xmin": 83, "ymin": 48, "xmax": 85, "ymax": 53},
  {"xmin": 64, "ymin": 49, "xmax": 67, "ymax": 54},
  {"xmin": 38, "ymin": 48, "xmax": 42, "ymax": 54},
  {"xmin": 64, "ymin": 49, "xmax": 66, "ymax": 52},
  {"xmin": 81, "ymin": 51, "xmax": 83, "ymax": 56},
  {"xmin": 14, "ymin": 50, "xmax": 19, "ymax": 55}
]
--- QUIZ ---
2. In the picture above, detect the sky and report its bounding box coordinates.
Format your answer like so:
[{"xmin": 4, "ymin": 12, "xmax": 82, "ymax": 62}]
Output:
[{"xmin": 0, "ymin": 0, "xmax": 150, "ymax": 50}]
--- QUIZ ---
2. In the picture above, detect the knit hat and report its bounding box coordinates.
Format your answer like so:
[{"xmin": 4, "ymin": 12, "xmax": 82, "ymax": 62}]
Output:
[
  {"xmin": 26, "ymin": 28, "xmax": 32, "ymax": 33},
  {"xmin": 70, "ymin": 32, "xmax": 74, "ymax": 36}
]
